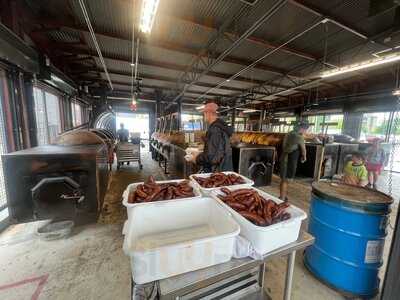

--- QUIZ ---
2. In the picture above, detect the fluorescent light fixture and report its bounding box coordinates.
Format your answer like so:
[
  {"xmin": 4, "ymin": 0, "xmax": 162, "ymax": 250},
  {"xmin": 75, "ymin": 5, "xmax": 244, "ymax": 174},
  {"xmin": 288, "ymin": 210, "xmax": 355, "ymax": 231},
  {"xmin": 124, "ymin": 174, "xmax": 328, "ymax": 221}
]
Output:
[
  {"xmin": 196, "ymin": 105, "xmax": 205, "ymax": 110},
  {"xmin": 321, "ymin": 52, "xmax": 400, "ymax": 78},
  {"xmin": 242, "ymin": 109, "xmax": 257, "ymax": 113},
  {"xmin": 393, "ymin": 89, "xmax": 400, "ymax": 96},
  {"xmin": 51, "ymin": 74, "xmax": 64, "ymax": 84},
  {"xmin": 130, "ymin": 63, "xmax": 135, "ymax": 66},
  {"xmin": 139, "ymin": 0, "xmax": 160, "ymax": 34}
]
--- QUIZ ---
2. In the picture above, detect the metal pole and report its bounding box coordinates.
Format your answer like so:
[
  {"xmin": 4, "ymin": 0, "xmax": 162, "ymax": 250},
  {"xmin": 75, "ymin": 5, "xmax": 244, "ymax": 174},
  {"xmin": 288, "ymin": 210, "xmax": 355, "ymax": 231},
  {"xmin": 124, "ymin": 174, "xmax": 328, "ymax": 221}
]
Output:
[
  {"xmin": 222, "ymin": 78, "xmax": 322, "ymax": 113},
  {"xmin": 284, "ymin": 251, "xmax": 296, "ymax": 300},
  {"xmin": 381, "ymin": 204, "xmax": 400, "ymax": 300},
  {"xmin": 259, "ymin": 109, "xmax": 264, "ymax": 131},
  {"xmin": 177, "ymin": 99, "xmax": 182, "ymax": 131},
  {"xmin": 386, "ymin": 110, "xmax": 395, "ymax": 143},
  {"xmin": 231, "ymin": 102, "xmax": 236, "ymax": 130}
]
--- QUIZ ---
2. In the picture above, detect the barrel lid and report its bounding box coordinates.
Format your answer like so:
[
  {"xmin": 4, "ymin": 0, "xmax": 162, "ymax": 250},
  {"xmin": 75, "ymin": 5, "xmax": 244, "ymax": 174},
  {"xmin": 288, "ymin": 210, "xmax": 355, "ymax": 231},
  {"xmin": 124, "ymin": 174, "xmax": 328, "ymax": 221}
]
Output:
[{"xmin": 312, "ymin": 181, "xmax": 393, "ymax": 206}]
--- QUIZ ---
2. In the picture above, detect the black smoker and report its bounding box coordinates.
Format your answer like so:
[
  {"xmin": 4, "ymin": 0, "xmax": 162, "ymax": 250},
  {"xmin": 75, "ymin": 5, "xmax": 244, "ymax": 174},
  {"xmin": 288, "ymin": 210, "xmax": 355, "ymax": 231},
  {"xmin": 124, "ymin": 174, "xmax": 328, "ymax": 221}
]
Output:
[
  {"xmin": 336, "ymin": 143, "xmax": 359, "ymax": 174},
  {"xmin": 232, "ymin": 144, "xmax": 275, "ymax": 186},
  {"xmin": 296, "ymin": 143, "xmax": 340, "ymax": 180},
  {"xmin": 2, "ymin": 131, "xmax": 110, "ymax": 225}
]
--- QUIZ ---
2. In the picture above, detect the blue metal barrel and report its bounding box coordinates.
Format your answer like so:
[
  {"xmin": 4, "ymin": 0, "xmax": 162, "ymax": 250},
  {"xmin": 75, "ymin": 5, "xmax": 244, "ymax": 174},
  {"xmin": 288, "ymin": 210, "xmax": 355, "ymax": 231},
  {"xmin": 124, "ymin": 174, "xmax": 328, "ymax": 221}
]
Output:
[{"xmin": 304, "ymin": 181, "xmax": 392, "ymax": 298}]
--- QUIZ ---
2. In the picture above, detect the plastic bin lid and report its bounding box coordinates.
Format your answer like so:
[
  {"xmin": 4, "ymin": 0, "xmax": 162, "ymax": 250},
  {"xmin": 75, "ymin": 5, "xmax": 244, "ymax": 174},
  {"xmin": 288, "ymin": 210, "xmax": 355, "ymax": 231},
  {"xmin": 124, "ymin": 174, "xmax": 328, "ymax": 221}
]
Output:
[{"xmin": 312, "ymin": 181, "xmax": 393, "ymax": 206}]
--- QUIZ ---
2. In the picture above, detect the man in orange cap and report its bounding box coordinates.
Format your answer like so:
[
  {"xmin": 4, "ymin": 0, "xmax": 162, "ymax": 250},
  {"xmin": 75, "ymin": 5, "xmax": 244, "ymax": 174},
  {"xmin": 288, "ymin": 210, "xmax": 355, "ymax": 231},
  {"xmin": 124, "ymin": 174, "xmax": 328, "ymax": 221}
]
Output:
[{"xmin": 190, "ymin": 101, "xmax": 233, "ymax": 172}]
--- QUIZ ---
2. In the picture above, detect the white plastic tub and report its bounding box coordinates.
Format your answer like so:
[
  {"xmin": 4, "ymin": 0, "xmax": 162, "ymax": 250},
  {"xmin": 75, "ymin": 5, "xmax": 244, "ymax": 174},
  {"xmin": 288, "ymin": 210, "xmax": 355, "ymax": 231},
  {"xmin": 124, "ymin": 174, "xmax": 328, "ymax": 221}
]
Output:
[
  {"xmin": 189, "ymin": 172, "xmax": 254, "ymax": 196},
  {"xmin": 122, "ymin": 179, "xmax": 201, "ymax": 218},
  {"xmin": 122, "ymin": 197, "xmax": 240, "ymax": 284},
  {"xmin": 211, "ymin": 186, "xmax": 307, "ymax": 255}
]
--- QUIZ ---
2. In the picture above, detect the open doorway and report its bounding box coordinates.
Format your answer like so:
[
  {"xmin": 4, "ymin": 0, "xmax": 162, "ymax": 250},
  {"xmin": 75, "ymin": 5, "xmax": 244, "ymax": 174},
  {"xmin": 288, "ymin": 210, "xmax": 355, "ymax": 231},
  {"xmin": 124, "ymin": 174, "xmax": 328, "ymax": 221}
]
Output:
[{"xmin": 116, "ymin": 112, "xmax": 150, "ymax": 140}]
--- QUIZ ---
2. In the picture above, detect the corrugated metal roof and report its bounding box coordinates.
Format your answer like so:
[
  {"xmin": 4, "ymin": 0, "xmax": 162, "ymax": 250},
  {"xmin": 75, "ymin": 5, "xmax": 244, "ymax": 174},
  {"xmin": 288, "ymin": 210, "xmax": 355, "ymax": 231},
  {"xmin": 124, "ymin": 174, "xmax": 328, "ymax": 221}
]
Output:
[
  {"xmin": 69, "ymin": 0, "xmax": 133, "ymax": 38},
  {"xmin": 47, "ymin": 29, "xmax": 81, "ymax": 43},
  {"xmin": 30, "ymin": 0, "xmax": 400, "ymax": 107},
  {"xmin": 82, "ymin": 32, "xmax": 132, "ymax": 60},
  {"xmin": 159, "ymin": 0, "xmax": 246, "ymax": 26}
]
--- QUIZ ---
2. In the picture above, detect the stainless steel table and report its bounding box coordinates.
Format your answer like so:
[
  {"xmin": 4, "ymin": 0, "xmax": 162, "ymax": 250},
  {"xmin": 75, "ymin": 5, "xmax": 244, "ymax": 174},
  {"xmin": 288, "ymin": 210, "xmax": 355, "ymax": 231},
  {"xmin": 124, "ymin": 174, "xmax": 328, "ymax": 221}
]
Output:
[{"xmin": 132, "ymin": 231, "xmax": 314, "ymax": 300}]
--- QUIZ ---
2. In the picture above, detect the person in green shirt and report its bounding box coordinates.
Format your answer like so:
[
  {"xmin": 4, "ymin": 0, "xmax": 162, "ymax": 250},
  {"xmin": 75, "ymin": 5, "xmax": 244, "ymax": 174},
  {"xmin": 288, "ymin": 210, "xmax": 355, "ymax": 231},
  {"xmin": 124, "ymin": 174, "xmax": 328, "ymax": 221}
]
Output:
[
  {"xmin": 342, "ymin": 152, "xmax": 368, "ymax": 187},
  {"xmin": 279, "ymin": 120, "xmax": 309, "ymax": 201}
]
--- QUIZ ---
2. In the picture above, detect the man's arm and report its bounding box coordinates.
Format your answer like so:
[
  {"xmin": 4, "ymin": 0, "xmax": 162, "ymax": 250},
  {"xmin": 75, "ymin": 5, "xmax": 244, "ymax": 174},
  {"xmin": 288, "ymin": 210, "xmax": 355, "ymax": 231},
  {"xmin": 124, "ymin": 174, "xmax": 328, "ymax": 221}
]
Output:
[{"xmin": 299, "ymin": 136, "xmax": 306, "ymax": 162}]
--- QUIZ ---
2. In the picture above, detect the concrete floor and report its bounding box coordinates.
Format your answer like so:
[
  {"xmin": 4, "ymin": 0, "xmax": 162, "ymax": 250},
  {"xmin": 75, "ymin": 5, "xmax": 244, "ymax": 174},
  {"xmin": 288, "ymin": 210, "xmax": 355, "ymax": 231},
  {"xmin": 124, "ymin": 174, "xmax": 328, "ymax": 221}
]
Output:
[{"xmin": 0, "ymin": 150, "xmax": 398, "ymax": 300}]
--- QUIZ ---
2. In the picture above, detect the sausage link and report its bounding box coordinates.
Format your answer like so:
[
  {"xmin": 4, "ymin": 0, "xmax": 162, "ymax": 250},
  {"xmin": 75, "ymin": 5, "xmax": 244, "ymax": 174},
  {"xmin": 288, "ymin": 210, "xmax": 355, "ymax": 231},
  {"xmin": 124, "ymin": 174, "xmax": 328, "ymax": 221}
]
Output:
[
  {"xmin": 230, "ymin": 189, "xmax": 254, "ymax": 197},
  {"xmin": 128, "ymin": 191, "xmax": 136, "ymax": 203},
  {"xmin": 220, "ymin": 187, "xmax": 231, "ymax": 195},
  {"xmin": 136, "ymin": 187, "xmax": 148, "ymax": 198},
  {"xmin": 239, "ymin": 211, "xmax": 267, "ymax": 226},
  {"xmin": 226, "ymin": 201, "xmax": 247, "ymax": 211}
]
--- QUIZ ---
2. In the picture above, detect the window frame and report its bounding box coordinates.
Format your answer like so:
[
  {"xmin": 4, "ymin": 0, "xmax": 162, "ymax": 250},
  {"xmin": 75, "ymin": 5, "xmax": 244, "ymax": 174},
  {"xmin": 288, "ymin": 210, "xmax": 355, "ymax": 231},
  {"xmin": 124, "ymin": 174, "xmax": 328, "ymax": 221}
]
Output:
[
  {"xmin": 0, "ymin": 68, "xmax": 13, "ymax": 230},
  {"xmin": 33, "ymin": 85, "xmax": 63, "ymax": 145}
]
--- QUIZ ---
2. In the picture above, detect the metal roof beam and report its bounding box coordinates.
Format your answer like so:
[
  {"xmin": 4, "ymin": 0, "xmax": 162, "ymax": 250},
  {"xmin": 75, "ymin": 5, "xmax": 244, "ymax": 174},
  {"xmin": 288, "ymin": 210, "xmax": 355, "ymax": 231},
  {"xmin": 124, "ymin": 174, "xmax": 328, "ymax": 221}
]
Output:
[
  {"xmin": 29, "ymin": 18, "xmax": 300, "ymax": 78},
  {"xmin": 116, "ymin": 0, "xmax": 318, "ymax": 61},
  {"xmin": 75, "ymin": 72, "xmax": 268, "ymax": 95},
  {"xmin": 288, "ymin": 0, "xmax": 388, "ymax": 44},
  {"xmin": 80, "ymin": 77, "xmax": 228, "ymax": 98},
  {"xmin": 170, "ymin": 14, "xmax": 319, "ymax": 62},
  {"xmin": 173, "ymin": 0, "xmax": 288, "ymax": 101},
  {"xmin": 55, "ymin": 44, "xmax": 293, "ymax": 87},
  {"xmin": 104, "ymin": 84, "xmax": 223, "ymax": 99}
]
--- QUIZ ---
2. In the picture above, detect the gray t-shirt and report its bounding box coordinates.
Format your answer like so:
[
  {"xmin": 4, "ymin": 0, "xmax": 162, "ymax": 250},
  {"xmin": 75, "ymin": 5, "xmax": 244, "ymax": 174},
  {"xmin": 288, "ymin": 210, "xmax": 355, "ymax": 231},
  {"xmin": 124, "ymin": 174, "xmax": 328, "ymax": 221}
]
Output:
[{"xmin": 282, "ymin": 131, "xmax": 305, "ymax": 154}]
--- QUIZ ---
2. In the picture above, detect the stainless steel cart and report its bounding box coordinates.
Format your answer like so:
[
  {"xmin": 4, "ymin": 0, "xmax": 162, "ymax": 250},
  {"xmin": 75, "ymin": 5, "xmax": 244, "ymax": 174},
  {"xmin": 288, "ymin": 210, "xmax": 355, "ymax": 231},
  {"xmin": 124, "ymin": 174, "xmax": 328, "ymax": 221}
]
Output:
[
  {"xmin": 131, "ymin": 231, "xmax": 314, "ymax": 300},
  {"xmin": 116, "ymin": 142, "xmax": 143, "ymax": 170}
]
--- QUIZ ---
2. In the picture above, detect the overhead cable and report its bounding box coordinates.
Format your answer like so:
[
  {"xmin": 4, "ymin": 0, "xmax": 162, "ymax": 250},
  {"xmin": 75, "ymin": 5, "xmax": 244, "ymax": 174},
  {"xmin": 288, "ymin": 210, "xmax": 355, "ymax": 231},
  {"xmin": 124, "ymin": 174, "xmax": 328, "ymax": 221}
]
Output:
[{"xmin": 78, "ymin": 0, "xmax": 113, "ymax": 90}]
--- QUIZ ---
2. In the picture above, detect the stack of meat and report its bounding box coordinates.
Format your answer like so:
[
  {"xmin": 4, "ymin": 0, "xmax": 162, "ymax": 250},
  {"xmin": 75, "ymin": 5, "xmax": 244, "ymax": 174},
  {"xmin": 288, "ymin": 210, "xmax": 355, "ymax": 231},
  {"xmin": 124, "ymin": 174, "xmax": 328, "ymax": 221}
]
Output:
[
  {"xmin": 231, "ymin": 132, "xmax": 284, "ymax": 146},
  {"xmin": 128, "ymin": 176, "xmax": 195, "ymax": 203},
  {"xmin": 151, "ymin": 132, "xmax": 185, "ymax": 146},
  {"xmin": 217, "ymin": 188, "xmax": 291, "ymax": 227},
  {"xmin": 231, "ymin": 131, "xmax": 320, "ymax": 146},
  {"xmin": 192, "ymin": 173, "xmax": 245, "ymax": 188}
]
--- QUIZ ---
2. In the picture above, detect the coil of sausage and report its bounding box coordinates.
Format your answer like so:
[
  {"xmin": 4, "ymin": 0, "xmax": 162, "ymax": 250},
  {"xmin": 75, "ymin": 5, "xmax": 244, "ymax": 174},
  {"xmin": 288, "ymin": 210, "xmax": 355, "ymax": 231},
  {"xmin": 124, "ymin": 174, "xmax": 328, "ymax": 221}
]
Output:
[
  {"xmin": 192, "ymin": 173, "xmax": 246, "ymax": 188},
  {"xmin": 127, "ymin": 176, "xmax": 195, "ymax": 203},
  {"xmin": 217, "ymin": 188, "xmax": 291, "ymax": 226}
]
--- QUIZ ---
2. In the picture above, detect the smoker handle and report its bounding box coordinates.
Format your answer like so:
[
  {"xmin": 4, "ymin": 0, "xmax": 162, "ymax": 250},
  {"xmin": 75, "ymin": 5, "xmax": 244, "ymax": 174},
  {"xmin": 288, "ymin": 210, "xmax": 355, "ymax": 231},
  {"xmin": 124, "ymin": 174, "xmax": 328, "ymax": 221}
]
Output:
[
  {"xmin": 31, "ymin": 177, "xmax": 80, "ymax": 196},
  {"xmin": 31, "ymin": 177, "xmax": 82, "ymax": 220},
  {"xmin": 248, "ymin": 162, "xmax": 269, "ymax": 175}
]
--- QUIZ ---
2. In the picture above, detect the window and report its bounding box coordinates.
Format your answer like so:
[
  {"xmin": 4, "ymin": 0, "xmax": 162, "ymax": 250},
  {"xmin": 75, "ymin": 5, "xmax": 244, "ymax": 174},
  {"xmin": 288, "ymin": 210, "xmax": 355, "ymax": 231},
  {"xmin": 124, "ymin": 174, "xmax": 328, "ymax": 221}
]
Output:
[
  {"xmin": 45, "ymin": 92, "xmax": 62, "ymax": 143},
  {"xmin": 0, "ymin": 70, "xmax": 10, "ymax": 224},
  {"xmin": 33, "ymin": 87, "xmax": 62, "ymax": 145},
  {"xmin": 71, "ymin": 101, "xmax": 83, "ymax": 127},
  {"xmin": 324, "ymin": 114, "xmax": 343, "ymax": 134},
  {"xmin": 270, "ymin": 116, "xmax": 296, "ymax": 133},
  {"xmin": 235, "ymin": 117, "xmax": 245, "ymax": 132},
  {"xmin": 307, "ymin": 114, "xmax": 343, "ymax": 134},
  {"xmin": 116, "ymin": 112, "xmax": 150, "ymax": 139},
  {"xmin": 181, "ymin": 114, "xmax": 203, "ymax": 131},
  {"xmin": 307, "ymin": 115, "xmax": 325, "ymax": 134},
  {"xmin": 360, "ymin": 112, "xmax": 391, "ymax": 142}
]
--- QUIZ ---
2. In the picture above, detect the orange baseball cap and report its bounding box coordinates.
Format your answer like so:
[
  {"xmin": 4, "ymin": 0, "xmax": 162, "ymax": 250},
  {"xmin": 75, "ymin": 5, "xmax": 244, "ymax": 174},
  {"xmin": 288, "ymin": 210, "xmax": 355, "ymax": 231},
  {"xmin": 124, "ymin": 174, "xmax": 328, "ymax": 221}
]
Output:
[{"xmin": 203, "ymin": 102, "xmax": 218, "ymax": 113}]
